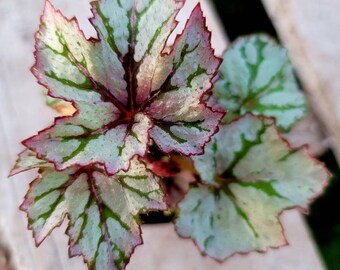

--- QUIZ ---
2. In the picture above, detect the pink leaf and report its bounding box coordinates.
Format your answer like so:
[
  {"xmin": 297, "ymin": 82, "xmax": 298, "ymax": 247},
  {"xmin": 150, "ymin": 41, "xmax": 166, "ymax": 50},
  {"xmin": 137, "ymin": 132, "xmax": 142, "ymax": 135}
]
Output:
[{"xmin": 23, "ymin": 0, "xmax": 223, "ymax": 175}]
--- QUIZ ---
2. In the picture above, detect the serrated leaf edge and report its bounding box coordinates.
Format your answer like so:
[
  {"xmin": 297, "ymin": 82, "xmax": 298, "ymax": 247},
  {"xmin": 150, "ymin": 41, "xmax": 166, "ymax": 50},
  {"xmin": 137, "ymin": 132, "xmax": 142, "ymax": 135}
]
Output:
[
  {"xmin": 23, "ymin": 1, "xmax": 225, "ymax": 173},
  {"xmin": 19, "ymin": 160, "xmax": 168, "ymax": 269},
  {"xmin": 173, "ymin": 113, "xmax": 331, "ymax": 262}
]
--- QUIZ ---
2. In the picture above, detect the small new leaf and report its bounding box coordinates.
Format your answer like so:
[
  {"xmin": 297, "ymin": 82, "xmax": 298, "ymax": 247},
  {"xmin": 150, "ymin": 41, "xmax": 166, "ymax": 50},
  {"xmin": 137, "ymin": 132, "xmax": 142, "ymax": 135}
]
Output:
[
  {"xmin": 9, "ymin": 149, "xmax": 49, "ymax": 176},
  {"xmin": 175, "ymin": 114, "xmax": 329, "ymax": 260},
  {"xmin": 214, "ymin": 34, "xmax": 306, "ymax": 131},
  {"xmin": 23, "ymin": 0, "xmax": 223, "ymax": 175},
  {"xmin": 20, "ymin": 157, "xmax": 166, "ymax": 270}
]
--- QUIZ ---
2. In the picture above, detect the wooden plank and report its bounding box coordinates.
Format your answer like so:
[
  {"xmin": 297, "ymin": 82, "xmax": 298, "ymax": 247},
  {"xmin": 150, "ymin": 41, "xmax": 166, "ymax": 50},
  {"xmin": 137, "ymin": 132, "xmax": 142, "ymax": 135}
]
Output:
[
  {"xmin": 0, "ymin": 0, "xmax": 325, "ymax": 269},
  {"xmin": 262, "ymin": 0, "xmax": 340, "ymax": 162}
]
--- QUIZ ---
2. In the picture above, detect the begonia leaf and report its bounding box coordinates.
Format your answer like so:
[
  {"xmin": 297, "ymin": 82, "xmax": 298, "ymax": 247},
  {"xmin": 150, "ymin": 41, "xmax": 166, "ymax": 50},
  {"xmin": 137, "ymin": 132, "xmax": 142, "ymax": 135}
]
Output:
[
  {"xmin": 20, "ymin": 157, "xmax": 166, "ymax": 270},
  {"xmin": 9, "ymin": 149, "xmax": 49, "ymax": 176},
  {"xmin": 175, "ymin": 114, "xmax": 329, "ymax": 260},
  {"xmin": 23, "ymin": 0, "xmax": 223, "ymax": 175},
  {"xmin": 214, "ymin": 34, "xmax": 306, "ymax": 131}
]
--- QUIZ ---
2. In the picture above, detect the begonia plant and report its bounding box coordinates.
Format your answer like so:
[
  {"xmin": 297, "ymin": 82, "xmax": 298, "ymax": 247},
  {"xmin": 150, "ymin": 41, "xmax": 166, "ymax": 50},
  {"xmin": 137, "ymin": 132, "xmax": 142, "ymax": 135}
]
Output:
[{"xmin": 10, "ymin": 1, "xmax": 330, "ymax": 269}]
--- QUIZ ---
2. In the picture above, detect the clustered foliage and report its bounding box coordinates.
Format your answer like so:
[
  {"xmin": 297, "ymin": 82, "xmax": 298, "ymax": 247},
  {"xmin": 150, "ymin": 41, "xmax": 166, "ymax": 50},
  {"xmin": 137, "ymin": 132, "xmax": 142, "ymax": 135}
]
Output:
[{"xmin": 11, "ymin": 1, "xmax": 330, "ymax": 269}]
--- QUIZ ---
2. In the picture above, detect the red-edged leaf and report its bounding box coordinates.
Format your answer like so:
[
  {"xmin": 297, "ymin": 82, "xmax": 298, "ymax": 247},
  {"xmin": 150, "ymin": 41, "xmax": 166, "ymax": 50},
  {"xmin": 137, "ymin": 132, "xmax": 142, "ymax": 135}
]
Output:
[
  {"xmin": 10, "ymin": 149, "xmax": 49, "ymax": 176},
  {"xmin": 21, "ymin": 158, "xmax": 166, "ymax": 270},
  {"xmin": 23, "ymin": 0, "xmax": 223, "ymax": 175},
  {"xmin": 214, "ymin": 34, "xmax": 306, "ymax": 131},
  {"xmin": 175, "ymin": 114, "xmax": 330, "ymax": 260}
]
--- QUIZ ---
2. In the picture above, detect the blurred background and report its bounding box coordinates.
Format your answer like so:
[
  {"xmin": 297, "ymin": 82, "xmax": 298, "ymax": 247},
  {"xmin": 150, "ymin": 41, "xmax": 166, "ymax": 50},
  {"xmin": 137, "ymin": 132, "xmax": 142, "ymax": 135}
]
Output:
[{"xmin": 1, "ymin": 0, "xmax": 340, "ymax": 269}]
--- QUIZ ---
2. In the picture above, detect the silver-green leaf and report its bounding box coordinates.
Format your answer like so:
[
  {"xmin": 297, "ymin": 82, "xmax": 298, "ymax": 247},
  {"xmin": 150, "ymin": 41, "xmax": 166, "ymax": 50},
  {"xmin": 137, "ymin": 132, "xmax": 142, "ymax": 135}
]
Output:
[
  {"xmin": 175, "ymin": 114, "xmax": 329, "ymax": 260},
  {"xmin": 214, "ymin": 34, "xmax": 306, "ymax": 131},
  {"xmin": 21, "ymin": 158, "xmax": 166, "ymax": 270}
]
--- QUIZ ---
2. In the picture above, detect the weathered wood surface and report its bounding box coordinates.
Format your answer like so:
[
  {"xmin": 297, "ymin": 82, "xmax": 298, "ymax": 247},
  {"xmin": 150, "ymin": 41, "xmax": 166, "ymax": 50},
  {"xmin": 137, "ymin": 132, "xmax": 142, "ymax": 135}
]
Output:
[
  {"xmin": 0, "ymin": 0, "xmax": 325, "ymax": 269},
  {"xmin": 262, "ymin": 0, "xmax": 340, "ymax": 162}
]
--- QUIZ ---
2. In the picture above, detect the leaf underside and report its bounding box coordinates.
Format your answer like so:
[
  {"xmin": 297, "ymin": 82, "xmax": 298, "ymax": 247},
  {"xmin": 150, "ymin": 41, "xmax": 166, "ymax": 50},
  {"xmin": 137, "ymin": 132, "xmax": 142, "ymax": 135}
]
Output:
[
  {"xmin": 175, "ymin": 114, "xmax": 329, "ymax": 260},
  {"xmin": 20, "ymin": 156, "xmax": 165, "ymax": 270},
  {"xmin": 213, "ymin": 34, "xmax": 306, "ymax": 131},
  {"xmin": 23, "ymin": 0, "xmax": 223, "ymax": 175}
]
